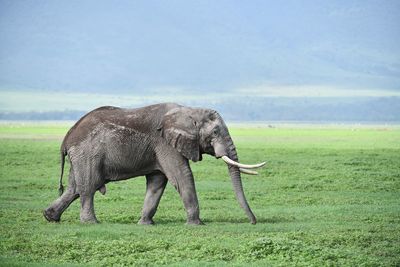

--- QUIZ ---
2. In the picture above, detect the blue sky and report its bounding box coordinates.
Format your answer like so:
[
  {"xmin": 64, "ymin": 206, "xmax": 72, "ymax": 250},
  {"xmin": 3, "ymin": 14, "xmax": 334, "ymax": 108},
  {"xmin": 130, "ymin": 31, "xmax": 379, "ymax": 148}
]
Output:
[{"xmin": 0, "ymin": 0, "xmax": 399, "ymax": 99}]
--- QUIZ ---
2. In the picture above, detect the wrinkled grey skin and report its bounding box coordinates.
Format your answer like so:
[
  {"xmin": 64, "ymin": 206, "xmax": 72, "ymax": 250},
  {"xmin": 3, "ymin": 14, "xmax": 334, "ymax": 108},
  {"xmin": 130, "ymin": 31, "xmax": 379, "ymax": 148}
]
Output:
[{"xmin": 43, "ymin": 103, "xmax": 256, "ymax": 225}]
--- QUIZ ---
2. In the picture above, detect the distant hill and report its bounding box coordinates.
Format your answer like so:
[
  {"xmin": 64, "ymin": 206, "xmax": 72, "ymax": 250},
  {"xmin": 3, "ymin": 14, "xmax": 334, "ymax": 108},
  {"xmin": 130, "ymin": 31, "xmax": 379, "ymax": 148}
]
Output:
[
  {"xmin": 1, "ymin": 2, "xmax": 399, "ymax": 123},
  {"xmin": 1, "ymin": 1, "xmax": 399, "ymax": 94}
]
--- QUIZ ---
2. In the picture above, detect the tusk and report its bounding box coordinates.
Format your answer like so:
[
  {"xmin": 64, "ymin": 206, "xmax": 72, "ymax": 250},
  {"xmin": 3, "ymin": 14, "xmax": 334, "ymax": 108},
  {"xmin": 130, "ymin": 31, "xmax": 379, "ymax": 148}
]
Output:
[
  {"xmin": 240, "ymin": 168, "xmax": 258, "ymax": 175},
  {"xmin": 222, "ymin": 155, "xmax": 266, "ymax": 169}
]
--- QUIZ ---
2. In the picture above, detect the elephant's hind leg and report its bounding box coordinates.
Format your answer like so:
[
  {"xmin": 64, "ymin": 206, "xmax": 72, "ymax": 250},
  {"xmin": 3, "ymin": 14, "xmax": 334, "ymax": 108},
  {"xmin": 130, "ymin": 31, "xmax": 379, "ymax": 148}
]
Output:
[
  {"xmin": 138, "ymin": 172, "xmax": 168, "ymax": 225},
  {"xmin": 79, "ymin": 193, "xmax": 98, "ymax": 223},
  {"xmin": 74, "ymin": 160, "xmax": 102, "ymax": 223},
  {"xmin": 44, "ymin": 170, "xmax": 79, "ymax": 222}
]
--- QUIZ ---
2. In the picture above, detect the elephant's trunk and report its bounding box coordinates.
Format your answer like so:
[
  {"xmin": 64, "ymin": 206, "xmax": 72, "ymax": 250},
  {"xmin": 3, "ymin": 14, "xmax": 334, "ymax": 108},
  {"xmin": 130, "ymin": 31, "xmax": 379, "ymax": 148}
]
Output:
[{"xmin": 225, "ymin": 139, "xmax": 257, "ymax": 224}]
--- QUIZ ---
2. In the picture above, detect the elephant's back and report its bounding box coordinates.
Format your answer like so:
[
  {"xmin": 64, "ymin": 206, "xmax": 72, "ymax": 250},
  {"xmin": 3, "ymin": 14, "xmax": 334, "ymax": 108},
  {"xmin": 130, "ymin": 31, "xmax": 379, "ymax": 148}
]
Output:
[
  {"xmin": 61, "ymin": 106, "xmax": 122, "ymax": 151},
  {"xmin": 62, "ymin": 103, "xmax": 181, "ymax": 151}
]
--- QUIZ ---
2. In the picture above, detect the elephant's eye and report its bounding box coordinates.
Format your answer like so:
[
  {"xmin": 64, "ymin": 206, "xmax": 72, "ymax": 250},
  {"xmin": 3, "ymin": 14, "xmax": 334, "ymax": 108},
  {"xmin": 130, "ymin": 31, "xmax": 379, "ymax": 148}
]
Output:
[{"xmin": 212, "ymin": 129, "xmax": 219, "ymax": 136}]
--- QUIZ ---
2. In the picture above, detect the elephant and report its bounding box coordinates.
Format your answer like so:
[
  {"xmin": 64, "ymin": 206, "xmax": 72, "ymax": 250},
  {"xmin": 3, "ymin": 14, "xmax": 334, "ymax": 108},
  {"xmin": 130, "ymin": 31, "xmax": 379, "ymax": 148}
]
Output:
[{"xmin": 43, "ymin": 103, "xmax": 265, "ymax": 225}]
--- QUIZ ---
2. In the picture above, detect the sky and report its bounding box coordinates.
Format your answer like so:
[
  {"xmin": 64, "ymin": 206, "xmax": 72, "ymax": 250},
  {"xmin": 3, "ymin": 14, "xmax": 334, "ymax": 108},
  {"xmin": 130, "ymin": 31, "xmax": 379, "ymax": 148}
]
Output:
[{"xmin": 0, "ymin": 0, "xmax": 399, "ymax": 110}]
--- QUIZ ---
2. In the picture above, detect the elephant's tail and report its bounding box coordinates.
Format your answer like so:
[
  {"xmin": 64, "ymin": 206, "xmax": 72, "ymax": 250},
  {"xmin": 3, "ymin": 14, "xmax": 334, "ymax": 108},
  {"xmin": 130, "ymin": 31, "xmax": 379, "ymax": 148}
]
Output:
[{"xmin": 58, "ymin": 148, "xmax": 67, "ymax": 196}]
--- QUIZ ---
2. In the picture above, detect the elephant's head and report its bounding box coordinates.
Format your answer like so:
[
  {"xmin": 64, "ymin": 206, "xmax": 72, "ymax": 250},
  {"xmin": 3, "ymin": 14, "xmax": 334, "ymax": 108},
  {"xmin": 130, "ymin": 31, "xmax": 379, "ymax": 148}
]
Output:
[{"xmin": 160, "ymin": 106, "xmax": 266, "ymax": 224}]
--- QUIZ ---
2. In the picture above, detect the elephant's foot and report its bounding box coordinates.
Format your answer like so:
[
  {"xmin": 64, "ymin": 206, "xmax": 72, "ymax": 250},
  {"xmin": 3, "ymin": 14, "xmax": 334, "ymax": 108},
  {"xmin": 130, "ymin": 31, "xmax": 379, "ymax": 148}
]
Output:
[
  {"xmin": 80, "ymin": 217, "xmax": 99, "ymax": 224},
  {"xmin": 186, "ymin": 218, "xmax": 205, "ymax": 225},
  {"xmin": 138, "ymin": 218, "xmax": 155, "ymax": 225},
  {"xmin": 80, "ymin": 213, "xmax": 99, "ymax": 224},
  {"xmin": 43, "ymin": 208, "xmax": 60, "ymax": 222}
]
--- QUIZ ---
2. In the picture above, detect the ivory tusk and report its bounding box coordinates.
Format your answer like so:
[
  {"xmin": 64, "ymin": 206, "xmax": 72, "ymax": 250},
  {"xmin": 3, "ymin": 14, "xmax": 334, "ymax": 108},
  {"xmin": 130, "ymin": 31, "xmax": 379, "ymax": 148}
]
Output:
[
  {"xmin": 221, "ymin": 155, "xmax": 266, "ymax": 169},
  {"xmin": 239, "ymin": 168, "xmax": 258, "ymax": 175}
]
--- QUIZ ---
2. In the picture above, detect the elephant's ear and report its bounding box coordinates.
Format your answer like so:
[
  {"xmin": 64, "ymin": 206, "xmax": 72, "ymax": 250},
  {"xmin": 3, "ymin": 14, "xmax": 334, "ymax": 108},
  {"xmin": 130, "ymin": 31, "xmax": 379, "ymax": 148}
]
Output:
[{"xmin": 160, "ymin": 107, "xmax": 201, "ymax": 162}]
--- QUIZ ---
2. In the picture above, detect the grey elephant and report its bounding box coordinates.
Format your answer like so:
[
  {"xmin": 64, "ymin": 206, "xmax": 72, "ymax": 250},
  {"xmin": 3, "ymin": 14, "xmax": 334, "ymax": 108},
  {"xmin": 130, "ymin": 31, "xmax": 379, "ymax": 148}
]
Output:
[{"xmin": 43, "ymin": 103, "xmax": 265, "ymax": 225}]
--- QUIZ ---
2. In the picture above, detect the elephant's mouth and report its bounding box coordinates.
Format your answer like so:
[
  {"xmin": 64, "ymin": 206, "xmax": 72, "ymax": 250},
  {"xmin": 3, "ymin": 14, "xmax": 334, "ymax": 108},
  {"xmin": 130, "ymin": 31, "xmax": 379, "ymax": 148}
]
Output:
[{"xmin": 220, "ymin": 155, "xmax": 266, "ymax": 176}]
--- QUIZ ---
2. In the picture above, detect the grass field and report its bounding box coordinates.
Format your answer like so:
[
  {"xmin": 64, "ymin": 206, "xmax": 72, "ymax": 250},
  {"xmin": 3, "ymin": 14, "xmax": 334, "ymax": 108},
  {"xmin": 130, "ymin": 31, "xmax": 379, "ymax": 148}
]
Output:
[{"xmin": 0, "ymin": 123, "xmax": 399, "ymax": 266}]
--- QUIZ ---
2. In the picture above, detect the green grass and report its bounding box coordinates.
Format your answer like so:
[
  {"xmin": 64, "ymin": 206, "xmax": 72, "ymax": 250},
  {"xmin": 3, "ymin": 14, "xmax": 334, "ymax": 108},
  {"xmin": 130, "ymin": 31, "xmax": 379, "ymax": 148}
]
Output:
[{"xmin": 0, "ymin": 124, "xmax": 399, "ymax": 266}]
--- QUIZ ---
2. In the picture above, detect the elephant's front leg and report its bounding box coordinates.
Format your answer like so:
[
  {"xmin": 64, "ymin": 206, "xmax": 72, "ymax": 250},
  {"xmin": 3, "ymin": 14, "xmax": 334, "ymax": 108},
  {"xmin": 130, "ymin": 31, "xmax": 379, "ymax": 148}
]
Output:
[
  {"xmin": 138, "ymin": 172, "xmax": 168, "ymax": 225},
  {"xmin": 158, "ymin": 156, "xmax": 203, "ymax": 225},
  {"xmin": 179, "ymin": 168, "xmax": 203, "ymax": 225}
]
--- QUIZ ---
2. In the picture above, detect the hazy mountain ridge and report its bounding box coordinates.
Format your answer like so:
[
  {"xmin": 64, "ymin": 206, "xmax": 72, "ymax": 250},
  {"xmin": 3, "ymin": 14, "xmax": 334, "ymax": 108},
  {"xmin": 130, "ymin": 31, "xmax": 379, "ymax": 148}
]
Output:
[{"xmin": 1, "ymin": 1, "xmax": 399, "ymax": 93}]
